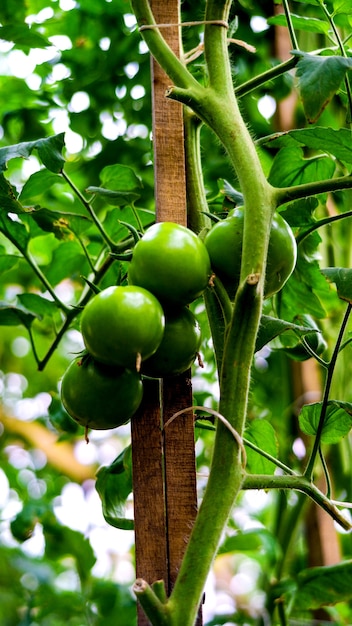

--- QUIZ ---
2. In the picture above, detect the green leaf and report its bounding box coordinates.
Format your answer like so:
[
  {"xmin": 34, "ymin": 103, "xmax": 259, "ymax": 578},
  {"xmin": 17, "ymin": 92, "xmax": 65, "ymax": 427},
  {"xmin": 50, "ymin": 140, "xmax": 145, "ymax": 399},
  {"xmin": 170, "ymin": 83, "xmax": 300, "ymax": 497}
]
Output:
[
  {"xmin": 293, "ymin": 52, "xmax": 352, "ymax": 123},
  {"xmin": 218, "ymin": 528, "xmax": 278, "ymax": 565},
  {"xmin": 86, "ymin": 186, "xmax": 141, "ymax": 207},
  {"xmin": 221, "ymin": 179, "xmax": 244, "ymax": 205},
  {"xmin": 268, "ymin": 145, "xmax": 335, "ymax": 188},
  {"xmin": 244, "ymin": 420, "xmax": 278, "ymax": 474},
  {"xmin": 0, "ymin": 0, "xmax": 26, "ymax": 23},
  {"xmin": 298, "ymin": 400, "xmax": 352, "ymax": 443},
  {"xmin": 0, "ymin": 172, "xmax": 25, "ymax": 214},
  {"xmin": 267, "ymin": 14, "xmax": 330, "ymax": 35},
  {"xmin": 0, "ymin": 134, "xmax": 65, "ymax": 174},
  {"xmin": 0, "ymin": 24, "xmax": 50, "ymax": 48},
  {"xmin": 279, "ymin": 197, "xmax": 318, "ymax": 228},
  {"xmin": 99, "ymin": 163, "xmax": 143, "ymax": 191},
  {"xmin": 88, "ymin": 164, "xmax": 143, "ymax": 207},
  {"xmin": 23, "ymin": 207, "xmax": 91, "ymax": 240},
  {"xmin": 0, "ymin": 213, "xmax": 29, "ymax": 252},
  {"xmin": 262, "ymin": 127, "xmax": 352, "ymax": 165},
  {"xmin": 43, "ymin": 515, "xmax": 96, "ymax": 583},
  {"xmin": 19, "ymin": 170, "xmax": 65, "ymax": 203},
  {"xmin": 321, "ymin": 267, "xmax": 352, "ymax": 302},
  {"xmin": 255, "ymin": 315, "xmax": 315, "ymax": 352},
  {"xmin": 0, "ymin": 302, "xmax": 38, "ymax": 328},
  {"xmin": 95, "ymin": 446, "xmax": 134, "ymax": 531},
  {"xmin": 293, "ymin": 560, "xmax": 352, "ymax": 610},
  {"xmin": 44, "ymin": 241, "xmax": 88, "ymax": 286},
  {"xmin": 17, "ymin": 293, "xmax": 58, "ymax": 318},
  {"xmin": 48, "ymin": 394, "xmax": 80, "ymax": 435},
  {"xmin": 0, "ymin": 251, "xmax": 19, "ymax": 272}
]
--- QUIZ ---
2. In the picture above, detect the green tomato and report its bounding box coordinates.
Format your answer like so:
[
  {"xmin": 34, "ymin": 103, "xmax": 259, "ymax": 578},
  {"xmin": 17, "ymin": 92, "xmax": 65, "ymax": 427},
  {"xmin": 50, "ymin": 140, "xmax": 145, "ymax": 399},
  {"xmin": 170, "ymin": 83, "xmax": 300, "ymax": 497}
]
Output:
[
  {"xmin": 128, "ymin": 222, "xmax": 211, "ymax": 305},
  {"xmin": 142, "ymin": 306, "xmax": 202, "ymax": 378},
  {"xmin": 61, "ymin": 356, "xmax": 143, "ymax": 430},
  {"xmin": 81, "ymin": 285, "xmax": 165, "ymax": 369},
  {"xmin": 204, "ymin": 208, "xmax": 297, "ymax": 299},
  {"xmin": 280, "ymin": 314, "xmax": 327, "ymax": 361}
]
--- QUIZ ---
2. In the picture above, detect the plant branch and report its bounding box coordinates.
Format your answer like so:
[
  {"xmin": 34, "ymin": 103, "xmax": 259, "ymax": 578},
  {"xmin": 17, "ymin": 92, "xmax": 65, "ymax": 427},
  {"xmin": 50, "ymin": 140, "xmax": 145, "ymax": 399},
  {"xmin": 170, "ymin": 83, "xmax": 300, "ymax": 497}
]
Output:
[
  {"xmin": 304, "ymin": 302, "xmax": 352, "ymax": 480},
  {"xmin": 131, "ymin": 0, "xmax": 201, "ymax": 91},
  {"xmin": 203, "ymin": 0, "xmax": 232, "ymax": 92},
  {"xmin": 274, "ymin": 174, "xmax": 352, "ymax": 208},
  {"xmin": 235, "ymin": 57, "xmax": 298, "ymax": 99},
  {"xmin": 242, "ymin": 473, "xmax": 352, "ymax": 531},
  {"xmin": 282, "ymin": 0, "xmax": 299, "ymax": 50},
  {"xmin": 133, "ymin": 579, "xmax": 170, "ymax": 625},
  {"xmin": 296, "ymin": 208, "xmax": 352, "ymax": 245},
  {"xmin": 61, "ymin": 170, "xmax": 117, "ymax": 251}
]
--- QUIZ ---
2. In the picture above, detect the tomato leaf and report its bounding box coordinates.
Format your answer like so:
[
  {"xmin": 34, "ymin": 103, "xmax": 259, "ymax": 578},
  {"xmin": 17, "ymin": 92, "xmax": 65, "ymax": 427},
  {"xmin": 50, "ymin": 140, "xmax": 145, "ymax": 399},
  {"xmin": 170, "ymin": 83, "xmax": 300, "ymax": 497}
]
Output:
[
  {"xmin": 44, "ymin": 241, "xmax": 89, "ymax": 286},
  {"xmin": 292, "ymin": 51, "xmax": 352, "ymax": 123},
  {"xmin": 298, "ymin": 400, "xmax": 352, "ymax": 443},
  {"xmin": 22, "ymin": 207, "xmax": 91, "ymax": 240},
  {"xmin": 268, "ymin": 145, "xmax": 335, "ymax": 188},
  {"xmin": 0, "ymin": 249, "xmax": 19, "ymax": 273},
  {"xmin": 95, "ymin": 446, "xmax": 134, "ymax": 531},
  {"xmin": 86, "ymin": 186, "xmax": 141, "ymax": 206},
  {"xmin": 0, "ymin": 134, "xmax": 65, "ymax": 173},
  {"xmin": 218, "ymin": 528, "xmax": 278, "ymax": 566},
  {"xmin": 99, "ymin": 163, "xmax": 142, "ymax": 191},
  {"xmin": 262, "ymin": 127, "xmax": 352, "ymax": 165},
  {"xmin": 321, "ymin": 267, "xmax": 352, "ymax": 303},
  {"xmin": 292, "ymin": 561, "xmax": 352, "ymax": 610},
  {"xmin": 279, "ymin": 197, "xmax": 318, "ymax": 228},
  {"xmin": 255, "ymin": 315, "xmax": 315, "ymax": 352},
  {"xmin": 244, "ymin": 420, "xmax": 278, "ymax": 474},
  {"xmin": 19, "ymin": 170, "xmax": 65, "ymax": 203},
  {"xmin": 0, "ymin": 302, "xmax": 39, "ymax": 328},
  {"xmin": 48, "ymin": 393, "xmax": 81, "ymax": 435},
  {"xmin": 0, "ymin": 24, "xmax": 50, "ymax": 49},
  {"xmin": 17, "ymin": 293, "xmax": 58, "ymax": 318},
  {"xmin": 43, "ymin": 515, "xmax": 96, "ymax": 583},
  {"xmin": 267, "ymin": 14, "xmax": 329, "ymax": 35}
]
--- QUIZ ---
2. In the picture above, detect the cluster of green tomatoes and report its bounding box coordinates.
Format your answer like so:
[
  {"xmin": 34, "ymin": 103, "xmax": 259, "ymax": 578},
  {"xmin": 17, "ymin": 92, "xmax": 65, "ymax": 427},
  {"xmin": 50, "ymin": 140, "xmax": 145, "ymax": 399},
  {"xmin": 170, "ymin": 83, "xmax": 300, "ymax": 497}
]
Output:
[
  {"xmin": 61, "ymin": 222, "xmax": 211, "ymax": 433},
  {"xmin": 61, "ymin": 211, "xmax": 298, "ymax": 434}
]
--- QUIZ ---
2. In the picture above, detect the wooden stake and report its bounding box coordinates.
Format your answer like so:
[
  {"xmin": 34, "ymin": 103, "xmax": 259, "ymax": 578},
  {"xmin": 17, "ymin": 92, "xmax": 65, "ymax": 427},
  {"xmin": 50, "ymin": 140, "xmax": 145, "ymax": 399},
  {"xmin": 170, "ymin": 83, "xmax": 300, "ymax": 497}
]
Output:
[{"xmin": 131, "ymin": 1, "xmax": 202, "ymax": 624}]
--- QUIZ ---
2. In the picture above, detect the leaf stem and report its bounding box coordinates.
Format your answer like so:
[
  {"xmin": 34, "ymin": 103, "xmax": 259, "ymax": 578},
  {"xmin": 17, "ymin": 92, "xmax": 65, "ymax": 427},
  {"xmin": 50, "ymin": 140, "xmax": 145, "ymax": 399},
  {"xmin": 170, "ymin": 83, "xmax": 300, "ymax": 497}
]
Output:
[
  {"xmin": 235, "ymin": 57, "xmax": 298, "ymax": 99},
  {"xmin": 296, "ymin": 208, "xmax": 352, "ymax": 245},
  {"xmin": 61, "ymin": 170, "xmax": 117, "ymax": 251},
  {"xmin": 274, "ymin": 174, "xmax": 352, "ymax": 208},
  {"xmin": 281, "ymin": 0, "xmax": 299, "ymax": 51},
  {"xmin": 242, "ymin": 473, "xmax": 351, "ymax": 531},
  {"xmin": 304, "ymin": 302, "xmax": 352, "ymax": 480}
]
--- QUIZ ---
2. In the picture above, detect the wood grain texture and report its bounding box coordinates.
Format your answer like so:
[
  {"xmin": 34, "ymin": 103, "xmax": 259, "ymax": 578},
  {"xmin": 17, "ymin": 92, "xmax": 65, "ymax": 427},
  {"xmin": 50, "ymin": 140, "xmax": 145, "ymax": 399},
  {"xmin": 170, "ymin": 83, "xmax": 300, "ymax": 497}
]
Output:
[
  {"xmin": 132, "ymin": 1, "xmax": 202, "ymax": 623},
  {"xmin": 131, "ymin": 379, "xmax": 167, "ymax": 626},
  {"xmin": 151, "ymin": 1, "xmax": 187, "ymax": 226}
]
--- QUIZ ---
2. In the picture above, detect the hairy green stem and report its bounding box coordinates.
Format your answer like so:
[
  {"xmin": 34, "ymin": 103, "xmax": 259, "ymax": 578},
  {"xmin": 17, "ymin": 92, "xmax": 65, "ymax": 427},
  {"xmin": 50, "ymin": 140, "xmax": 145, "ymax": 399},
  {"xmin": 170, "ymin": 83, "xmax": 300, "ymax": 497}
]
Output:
[
  {"xmin": 183, "ymin": 109, "xmax": 209, "ymax": 233},
  {"xmin": 130, "ymin": 1, "xmax": 279, "ymax": 624},
  {"xmin": 242, "ymin": 473, "xmax": 351, "ymax": 531},
  {"xmin": 235, "ymin": 57, "xmax": 298, "ymax": 99},
  {"xmin": 133, "ymin": 580, "xmax": 170, "ymax": 625},
  {"xmin": 274, "ymin": 174, "xmax": 352, "ymax": 208}
]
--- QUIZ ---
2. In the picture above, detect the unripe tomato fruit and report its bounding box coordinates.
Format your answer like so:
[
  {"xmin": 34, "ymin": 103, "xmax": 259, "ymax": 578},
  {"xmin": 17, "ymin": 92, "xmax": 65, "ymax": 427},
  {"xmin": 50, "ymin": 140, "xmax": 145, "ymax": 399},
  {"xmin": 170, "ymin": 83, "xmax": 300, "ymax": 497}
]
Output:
[
  {"xmin": 142, "ymin": 306, "xmax": 202, "ymax": 378},
  {"xmin": 204, "ymin": 209, "xmax": 297, "ymax": 299},
  {"xmin": 61, "ymin": 356, "xmax": 143, "ymax": 430},
  {"xmin": 280, "ymin": 314, "xmax": 327, "ymax": 361},
  {"xmin": 81, "ymin": 285, "xmax": 165, "ymax": 369},
  {"xmin": 128, "ymin": 222, "xmax": 211, "ymax": 305}
]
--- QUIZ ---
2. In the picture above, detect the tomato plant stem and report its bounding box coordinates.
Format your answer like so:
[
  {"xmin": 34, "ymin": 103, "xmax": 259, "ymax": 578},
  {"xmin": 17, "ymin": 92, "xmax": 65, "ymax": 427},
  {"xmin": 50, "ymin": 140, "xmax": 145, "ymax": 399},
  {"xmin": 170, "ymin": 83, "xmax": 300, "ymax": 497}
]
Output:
[{"xmin": 304, "ymin": 302, "xmax": 352, "ymax": 480}]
